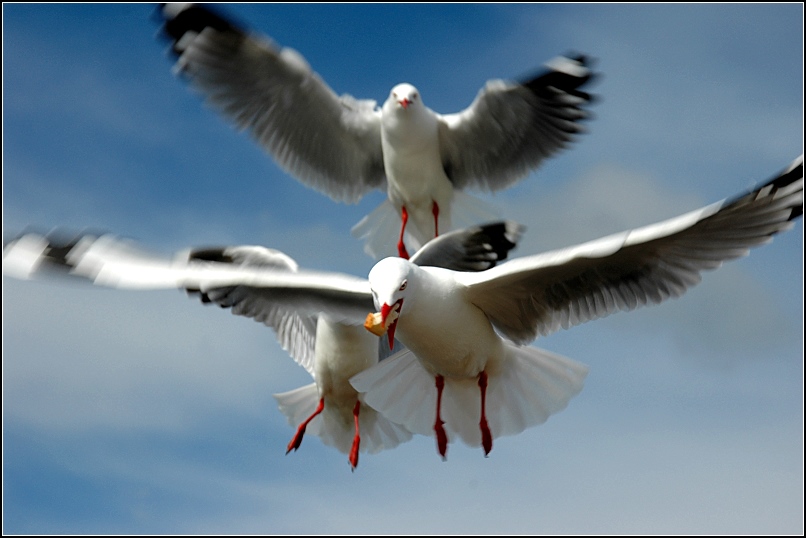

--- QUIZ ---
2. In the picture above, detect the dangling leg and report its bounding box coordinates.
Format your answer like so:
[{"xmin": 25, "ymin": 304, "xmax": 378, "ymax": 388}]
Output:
[
  {"xmin": 432, "ymin": 200, "xmax": 440, "ymax": 237},
  {"xmin": 285, "ymin": 397, "xmax": 324, "ymax": 454},
  {"xmin": 397, "ymin": 206, "xmax": 410, "ymax": 259},
  {"xmin": 434, "ymin": 374, "xmax": 448, "ymax": 459},
  {"xmin": 349, "ymin": 400, "xmax": 361, "ymax": 471},
  {"xmin": 478, "ymin": 371, "xmax": 493, "ymax": 456}
]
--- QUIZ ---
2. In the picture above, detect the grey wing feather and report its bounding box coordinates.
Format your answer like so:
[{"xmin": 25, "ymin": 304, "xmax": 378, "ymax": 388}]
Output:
[
  {"xmin": 462, "ymin": 155, "xmax": 803, "ymax": 344},
  {"xmin": 184, "ymin": 246, "xmax": 319, "ymax": 375},
  {"xmin": 2, "ymin": 235, "xmax": 375, "ymax": 376},
  {"xmin": 159, "ymin": 3, "xmax": 385, "ymax": 202},
  {"xmin": 438, "ymin": 54, "xmax": 596, "ymax": 192},
  {"xmin": 409, "ymin": 220, "xmax": 525, "ymax": 271}
]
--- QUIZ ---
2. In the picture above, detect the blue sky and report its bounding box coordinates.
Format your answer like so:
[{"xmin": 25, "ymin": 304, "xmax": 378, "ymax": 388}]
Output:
[{"xmin": 2, "ymin": 3, "xmax": 803, "ymax": 534}]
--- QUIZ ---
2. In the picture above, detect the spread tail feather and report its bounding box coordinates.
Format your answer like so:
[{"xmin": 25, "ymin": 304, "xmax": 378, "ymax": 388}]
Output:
[
  {"xmin": 351, "ymin": 345, "xmax": 588, "ymax": 448},
  {"xmin": 351, "ymin": 200, "xmax": 404, "ymax": 260},
  {"xmin": 449, "ymin": 189, "xmax": 502, "ymax": 231},
  {"xmin": 273, "ymin": 382, "xmax": 413, "ymax": 455}
]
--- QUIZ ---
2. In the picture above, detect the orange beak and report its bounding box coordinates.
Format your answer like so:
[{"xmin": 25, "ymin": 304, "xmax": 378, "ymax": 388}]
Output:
[{"xmin": 399, "ymin": 98, "xmax": 411, "ymax": 109}]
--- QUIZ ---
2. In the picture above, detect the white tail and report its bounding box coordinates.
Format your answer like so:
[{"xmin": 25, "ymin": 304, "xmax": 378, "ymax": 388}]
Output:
[
  {"xmin": 351, "ymin": 345, "xmax": 588, "ymax": 448},
  {"xmin": 273, "ymin": 383, "xmax": 412, "ymax": 455}
]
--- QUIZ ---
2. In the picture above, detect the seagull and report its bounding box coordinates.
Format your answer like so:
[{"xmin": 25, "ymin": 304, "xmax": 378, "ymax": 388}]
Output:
[
  {"xmin": 157, "ymin": 3, "xmax": 596, "ymax": 259},
  {"xmin": 3, "ymin": 221, "xmax": 523, "ymax": 469},
  {"xmin": 352, "ymin": 155, "xmax": 803, "ymax": 457},
  {"xmin": 6, "ymin": 156, "xmax": 801, "ymax": 459}
]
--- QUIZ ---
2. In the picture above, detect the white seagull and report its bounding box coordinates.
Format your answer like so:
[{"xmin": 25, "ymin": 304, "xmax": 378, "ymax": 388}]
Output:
[
  {"xmin": 158, "ymin": 3, "xmax": 596, "ymax": 259},
  {"xmin": 3, "ymin": 221, "xmax": 523, "ymax": 469}
]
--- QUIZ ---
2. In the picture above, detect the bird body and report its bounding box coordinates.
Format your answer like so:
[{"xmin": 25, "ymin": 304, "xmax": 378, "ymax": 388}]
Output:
[
  {"xmin": 379, "ymin": 83, "xmax": 455, "ymax": 248},
  {"xmin": 274, "ymin": 314, "xmax": 410, "ymax": 468},
  {"xmin": 370, "ymin": 261, "xmax": 505, "ymax": 379},
  {"xmin": 313, "ymin": 317, "xmax": 378, "ymax": 394},
  {"xmin": 365, "ymin": 256, "xmax": 587, "ymax": 455}
]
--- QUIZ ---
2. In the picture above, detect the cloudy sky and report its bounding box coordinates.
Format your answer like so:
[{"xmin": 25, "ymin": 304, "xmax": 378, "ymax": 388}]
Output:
[{"xmin": 2, "ymin": 3, "xmax": 803, "ymax": 534}]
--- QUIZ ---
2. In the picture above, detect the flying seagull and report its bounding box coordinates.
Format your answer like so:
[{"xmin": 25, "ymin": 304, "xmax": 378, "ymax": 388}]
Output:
[
  {"xmin": 157, "ymin": 3, "xmax": 596, "ymax": 259},
  {"xmin": 3, "ymin": 221, "xmax": 523, "ymax": 469},
  {"xmin": 351, "ymin": 155, "xmax": 803, "ymax": 457}
]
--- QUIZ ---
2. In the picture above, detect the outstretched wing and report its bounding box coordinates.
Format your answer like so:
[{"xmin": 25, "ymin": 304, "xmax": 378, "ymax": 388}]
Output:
[
  {"xmin": 2, "ymin": 234, "xmax": 374, "ymax": 375},
  {"xmin": 438, "ymin": 54, "xmax": 596, "ymax": 192},
  {"xmin": 460, "ymin": 156, "xmax": 803, "ymax": 344},
  {"xmin": 158, "ymin": 3, "xmax": 386, "ymax": 202}
]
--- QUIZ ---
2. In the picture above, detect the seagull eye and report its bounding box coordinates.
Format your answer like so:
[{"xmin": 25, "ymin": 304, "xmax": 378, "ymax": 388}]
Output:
[{"xmin": 399, "ymin": 280, "xmax": 408, "ymax": 291}]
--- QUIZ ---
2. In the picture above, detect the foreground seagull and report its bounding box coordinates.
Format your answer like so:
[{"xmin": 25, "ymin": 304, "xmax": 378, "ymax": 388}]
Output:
[
  {"xmin": 3, "ymin": 222, "xmax": 522, "ymax": 469},
  {"xmin": 158, "ymin": 3, "xmax": 595, "ymax": 259},
  {"xmin": 353, "ymin": 156, "xmax": 803, "ymax": 457}
]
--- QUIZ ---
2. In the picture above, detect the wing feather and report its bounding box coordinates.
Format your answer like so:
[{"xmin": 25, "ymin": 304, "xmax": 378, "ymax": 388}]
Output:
[
  {"xmin": 2, "ymin": 235, "xmax": 374, "ymax": 375},
  {"xmin": 438, "ymin": 55, "xmax": 596, "ymax": 192},
  {"xmin": 159, "ymin": 3, "xmax": 385, "ymax": 202},
  {"xmin": 460, "ymin": 156, "xmax": 803, "ymax": 344}
]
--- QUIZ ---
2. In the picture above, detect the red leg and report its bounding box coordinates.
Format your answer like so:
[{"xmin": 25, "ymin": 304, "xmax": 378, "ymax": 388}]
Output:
[
  {"xmin": 478, "ymin": 371, "xmax": 492, "ymax": 456},
  {"xmin": 285, "ymin": 397, "xmax": 324, "ymax": 454},
  {"xmin": 434, "ymin": 375, "xmax": 448, "ymax": 459},
  {"xmin": 349, "ymin": 400, "xmax": 361, "ymax": 471},
  {"xmin": 432, "ymin": 201, "xmax": 440, "ymax": 237},
  {"xmin": 397, "ymin": 206, "xmax": 410, "ymax": 259}
]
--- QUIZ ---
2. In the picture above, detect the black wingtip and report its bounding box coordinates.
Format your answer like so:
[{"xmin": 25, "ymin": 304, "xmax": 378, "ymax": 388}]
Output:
[
  {"xmin": 768, "ymin": 155, "xmax": 803, "ymax": 221},
  {"xmin": 4, "ymin": 228, "xmax": 110, "ymax": 274},
  {"xmin": 769, "ymin": 155, "xmax": 803, "ymax": 189},
  {"xmin": 722, "ymin": 155, "xmax": 804, "ymax": 222},
  {"xmin": 458, "ymin": 220, "xmax": 525, "ymax": 270},
  {"xmin": 520, "ymin": 53, "xmax": 599, "ymax": 100},
  {"xmin": 188, "ymin": 247, "xmax": 234, "ymax": 264},
  {"xmin": 157, "ymin": 3, "xmax": 242, "ymax": 55},
  {"xmin": 474, "ymin": 221, "xmax": 524, "ymax": 259}
]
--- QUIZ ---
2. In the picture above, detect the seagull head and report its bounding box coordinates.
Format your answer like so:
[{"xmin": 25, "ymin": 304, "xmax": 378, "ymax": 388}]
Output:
[
  {"xmin": 388, "ymin": 83, "xmax": 420, "ymax": 111},
  {"xmin": 367, "ymin": 257, "xmax": 416, "ymax": 350}
]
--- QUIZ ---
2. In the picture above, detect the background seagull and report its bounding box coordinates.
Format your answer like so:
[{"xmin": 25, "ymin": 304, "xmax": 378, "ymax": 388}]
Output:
[
  {"xmin": 157, "ymin": 3, "xmax": 596, "ymax": 259},
  {"xmin": 3, "ymin": 221, "xmax": 523, "ymax": 470}
]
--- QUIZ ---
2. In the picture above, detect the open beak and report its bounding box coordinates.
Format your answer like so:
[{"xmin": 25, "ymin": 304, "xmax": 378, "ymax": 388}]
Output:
[
  {"xmin": 364, "ymin": 299, "xmax": 403, "ymax": 350},
  {"xmin": 381, "ymin": 301, "xmax": 401, "ymax": 350}
]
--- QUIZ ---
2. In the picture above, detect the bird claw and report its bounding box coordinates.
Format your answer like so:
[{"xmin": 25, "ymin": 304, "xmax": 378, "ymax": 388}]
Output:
[
  {"xmin": 434, "ymin": 419, "xmax": 448, "ymax": 459},
  {"xmin": 349, "ymin": 437, "xmax": 360, "ymax": 470},
  {"xmin": 480, "ymin": 417, "xmax": 493, "ymax": 456},
  {"xmin": 285, "ymin": 427, "xmax": 306, "ymax": 454}
]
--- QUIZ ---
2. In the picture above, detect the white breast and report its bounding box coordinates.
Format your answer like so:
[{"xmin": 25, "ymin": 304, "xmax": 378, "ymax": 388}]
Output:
[{"xmin": 396, "ymin": 269, "xmax": 505, "ymax": 379}]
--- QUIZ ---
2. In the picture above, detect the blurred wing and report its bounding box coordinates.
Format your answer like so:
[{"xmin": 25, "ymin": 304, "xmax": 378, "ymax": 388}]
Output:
[
  {"xmin": 3, "ymin": 234, "xmax": 375, "ymax": 376},
  {"xmin": 409, "ymin": 220, "xmax": 524, "ymax": 271},
  {"xmin": 182, "ymin": 246, "xmax": 319, "ymax": 376},
  {"xmin": 438, "ymin": 54, "xmax": 596, "ymax": 192},
  {"xmin": 460, "ymin": 156, "xmax": 804, "ymax": 344},
  {"xmin": 159, "ymin": 3, "xmax": 385, "ymax": 202}
]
